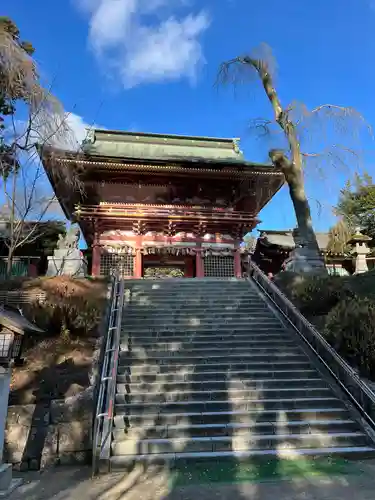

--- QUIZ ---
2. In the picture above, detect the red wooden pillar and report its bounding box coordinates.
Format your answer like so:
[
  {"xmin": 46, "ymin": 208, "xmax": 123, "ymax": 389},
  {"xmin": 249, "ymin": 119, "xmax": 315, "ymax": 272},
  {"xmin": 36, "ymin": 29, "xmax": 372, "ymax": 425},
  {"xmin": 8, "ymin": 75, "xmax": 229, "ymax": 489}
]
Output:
[
  {"xmin": 195, "ymin": 249, "xmax": 204, "ymax": 278},
  {"xmin": 234, "ymin": 248, "xmax": 242, "ymax": 278},
  {"xmin": 134, "ymin": 235, "xmax": 143, "ymax": 278},
  {"xmin": 92, "ymin": 243, "xmax": 101, "ymax": 277},
  {"xmin": 134, "ymin": 249, "xmax": 143, "ymax": 278}
]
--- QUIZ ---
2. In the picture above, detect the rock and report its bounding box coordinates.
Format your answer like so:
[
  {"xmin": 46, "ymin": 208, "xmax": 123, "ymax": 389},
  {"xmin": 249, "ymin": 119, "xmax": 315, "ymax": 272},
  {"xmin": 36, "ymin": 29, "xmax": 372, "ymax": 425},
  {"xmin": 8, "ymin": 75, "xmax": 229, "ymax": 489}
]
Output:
[
  {"xmin": 29, "ymin": 458, "xmax": 40, "ymax": 471},
  {"xmin": 50, "ymin": 395, "xmax": 92, "ymax": 424},
  {"xmin": 57, "ymin": 421, "xmax": 92, "ymax": 453},
  {"xmin": 8, "ymin": 404, "xmax": 35, "ymax": 426},
  {"xmin": 58, "ymin": 451, "xmax": 90, "ymax": 466},
  {"xmin": 19, "ymin": 461, "xmax": 29, "ymax": 472}
]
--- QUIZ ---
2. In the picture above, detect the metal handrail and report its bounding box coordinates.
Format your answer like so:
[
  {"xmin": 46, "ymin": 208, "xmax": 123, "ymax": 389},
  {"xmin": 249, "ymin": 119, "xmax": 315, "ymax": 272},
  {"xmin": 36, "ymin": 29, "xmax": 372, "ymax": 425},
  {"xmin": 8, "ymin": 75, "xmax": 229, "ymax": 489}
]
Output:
[
  {"xmin": 98, "ymin": 278, "xmax": 125, "ymax": 465},
  {"xmin": 248, "ymin": 258, "xmax": 375, "ymax": 434},
  {"xmin": 92, "ymin": 274, "xmax": 124, "ymax": 476}
]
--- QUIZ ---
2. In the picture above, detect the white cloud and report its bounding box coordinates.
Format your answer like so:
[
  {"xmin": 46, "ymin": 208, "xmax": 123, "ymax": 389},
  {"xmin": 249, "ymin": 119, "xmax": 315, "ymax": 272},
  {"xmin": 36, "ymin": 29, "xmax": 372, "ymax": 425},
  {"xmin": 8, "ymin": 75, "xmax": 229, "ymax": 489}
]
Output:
[
  {"xmin": 63, "ymin": 112, "xmax": 95, "ymax": 146},
  {"xmin": 75, "ymin": 0, "xmax": 210, "ymax": 88},
  {"xmin": 2, "ymin": 112, "xmax": 93, "ymax": 151},
  {"xmin": 34, "ymin": 112, "xmax": 93, "ymax": 151}
]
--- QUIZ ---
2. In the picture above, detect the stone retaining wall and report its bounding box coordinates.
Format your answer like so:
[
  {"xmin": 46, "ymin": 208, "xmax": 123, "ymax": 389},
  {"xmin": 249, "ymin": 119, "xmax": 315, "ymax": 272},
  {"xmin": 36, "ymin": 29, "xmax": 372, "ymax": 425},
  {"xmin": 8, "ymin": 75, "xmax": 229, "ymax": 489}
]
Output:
[
  {"xmin": 5, "ymin": 390, "xmax": 93, "ymax": 470},
  {"xmin": 3, "ymin": 283, "xmax": 112, "ymax": 470}
]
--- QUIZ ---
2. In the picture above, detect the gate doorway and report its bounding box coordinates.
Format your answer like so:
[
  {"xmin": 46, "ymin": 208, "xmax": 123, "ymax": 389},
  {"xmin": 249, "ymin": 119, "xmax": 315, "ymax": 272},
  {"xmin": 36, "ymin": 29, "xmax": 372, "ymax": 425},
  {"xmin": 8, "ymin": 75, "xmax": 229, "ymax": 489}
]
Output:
[
  {"xmin": 142, "ymin": 254, "xmax": 194, "ymax": 278},
  {"xmin": 143, "ymin": 265, "xmax": 185, "ymax": 279}
]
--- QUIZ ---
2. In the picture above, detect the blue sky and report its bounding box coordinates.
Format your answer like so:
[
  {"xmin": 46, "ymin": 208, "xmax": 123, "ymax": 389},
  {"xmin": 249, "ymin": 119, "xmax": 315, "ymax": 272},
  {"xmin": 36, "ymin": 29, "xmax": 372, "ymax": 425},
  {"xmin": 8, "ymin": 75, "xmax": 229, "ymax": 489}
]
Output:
[{"xmin": 6, "ymin": 0, "xmax": 375, "ymax": 235}]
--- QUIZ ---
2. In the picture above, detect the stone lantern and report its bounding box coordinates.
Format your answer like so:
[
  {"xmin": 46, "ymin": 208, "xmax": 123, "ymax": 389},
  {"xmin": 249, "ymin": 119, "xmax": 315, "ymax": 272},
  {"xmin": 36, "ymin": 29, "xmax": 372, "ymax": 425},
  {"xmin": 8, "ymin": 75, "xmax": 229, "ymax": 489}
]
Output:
[
  {"xmin": 347, "ymin": 228, "xmax": 372, "ymax": 274},
  {"xmin": 0, "ymin": 307, "xmax": 43, "ymax": 496}
]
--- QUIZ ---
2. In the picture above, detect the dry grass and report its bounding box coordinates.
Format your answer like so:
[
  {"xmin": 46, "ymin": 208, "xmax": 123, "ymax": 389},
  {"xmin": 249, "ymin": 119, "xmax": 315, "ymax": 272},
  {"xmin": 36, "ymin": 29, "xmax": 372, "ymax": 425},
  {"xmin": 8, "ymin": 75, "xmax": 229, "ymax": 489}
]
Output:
[{"xmin": 0, "ymin": 276, "xmax": 108, "ymax": 404}]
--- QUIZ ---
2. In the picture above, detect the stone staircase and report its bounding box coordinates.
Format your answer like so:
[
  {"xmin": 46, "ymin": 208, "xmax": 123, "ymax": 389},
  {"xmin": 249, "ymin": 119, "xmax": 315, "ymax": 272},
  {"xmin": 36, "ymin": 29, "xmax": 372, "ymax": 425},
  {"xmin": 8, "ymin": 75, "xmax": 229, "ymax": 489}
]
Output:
[{"xmin": 110, "ymin": 278, "xmax": 375, "ymax": 468}]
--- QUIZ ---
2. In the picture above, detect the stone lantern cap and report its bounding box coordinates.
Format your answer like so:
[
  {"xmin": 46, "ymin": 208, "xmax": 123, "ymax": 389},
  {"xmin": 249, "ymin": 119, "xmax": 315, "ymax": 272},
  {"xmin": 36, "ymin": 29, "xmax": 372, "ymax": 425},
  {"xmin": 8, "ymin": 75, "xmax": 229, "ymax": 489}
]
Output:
[{"xmin": 347, "ymin": 229, "xmax": 372, "ymax": 245}]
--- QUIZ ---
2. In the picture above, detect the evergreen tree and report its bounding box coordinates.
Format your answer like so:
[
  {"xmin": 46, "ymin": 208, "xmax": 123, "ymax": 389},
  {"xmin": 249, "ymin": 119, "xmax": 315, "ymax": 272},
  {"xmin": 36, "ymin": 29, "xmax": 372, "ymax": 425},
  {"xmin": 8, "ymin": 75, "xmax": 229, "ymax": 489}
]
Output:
[{"xmin": 336, "ymin": 173, "xmax": 375, "ymax": 242}]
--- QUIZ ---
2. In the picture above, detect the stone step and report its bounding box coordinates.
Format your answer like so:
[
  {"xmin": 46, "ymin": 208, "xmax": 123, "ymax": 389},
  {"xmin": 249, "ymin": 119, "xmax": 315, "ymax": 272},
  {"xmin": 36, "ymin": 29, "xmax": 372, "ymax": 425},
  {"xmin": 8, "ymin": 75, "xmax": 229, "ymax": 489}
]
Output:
[
  {"xmin": 125, "ymin": 333, "xmax": 291, "ymax": 343},
  {"xmin": 122, "ymin": 320, "xmax": 282, "ymax": 328},
  {"xmin": 127, "ymin": 280, "xmax": 248, "ymax": 284},
  {"xmin": 127, "ymin": 301, "xmax": 266, "ymax": 308},
  {"xmin": 117, "ymin": 369, "xmax": 320, "ymax": 384},
  {"xmin": 125, "ymin": 304, "xmax": 270, "ymax": 311},
  {"xmin": 119, "ymin": 326, "xmax": 286, "ymax": 335},
  {"xmin": 120, "ymin": 360, "xmax": 313, "ymax": 376},
  {"xmin": 109, "ymin": 446, "xmax": 375, "ymax": 468},
  {"xmin": 120, "ymin": 345, "xmax": 301, "ymax": 357},
  {"xmin": 119, "ymin": 352, "xmax": 305, "ymax": 367},
  {"xmin": 114, "ymin": 387, "xmax": 332, "ymax": 404},
  {"xmin": 112, "ymin": 407, "xmax": 352, "ymax": 428},
  {"xmin": 126, "ymin": 294, "xmax": 261, "ymax": 301},
  {"xmin": 126, "ymin": 336, "xmax": 292, "ymax": 346},
  {"xmin": 116, "ymin": 377, "xmax": 327, "ymax": 394},
  {"xmin": 114, "ymin": 397, "xmax": 345, "ymax": 416},
  {"xmin": 112, "ymin": 419, "xmax": 360, "ymax": 441},
  {"xmin": 126, "ymin": 284, "xmax": 250, "ymax": 291},
  {"xmin": 111, "ymin": 431, "xmax": 369, "ymax": 456},
  {"xmin": 127, "ymin": 285, "xmax": 253, "ymax": 290},
  {"xmin": 122, "ymin": 308, "xmax": 277, "ymax": 324},
  {"xmin": 125, "ymin": 339, "xmax": 296, "ymax": 351}
]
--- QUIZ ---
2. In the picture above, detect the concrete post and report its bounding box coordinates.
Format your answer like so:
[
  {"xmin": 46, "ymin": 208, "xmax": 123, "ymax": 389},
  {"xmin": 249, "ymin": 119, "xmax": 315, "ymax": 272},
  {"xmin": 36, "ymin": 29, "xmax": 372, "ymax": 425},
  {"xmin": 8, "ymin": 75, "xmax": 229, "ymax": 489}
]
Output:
[{"xmin": 0, "ymin": 365, "xmax": 22, "ymax": 495}]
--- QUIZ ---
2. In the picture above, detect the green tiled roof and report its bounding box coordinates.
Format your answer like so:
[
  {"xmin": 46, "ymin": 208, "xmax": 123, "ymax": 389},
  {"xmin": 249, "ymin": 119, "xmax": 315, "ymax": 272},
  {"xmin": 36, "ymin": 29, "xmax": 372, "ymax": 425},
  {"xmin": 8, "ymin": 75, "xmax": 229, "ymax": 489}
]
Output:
[{"xmin": 82, "ymin": 129, "xmax": 250, "ymax": 164}]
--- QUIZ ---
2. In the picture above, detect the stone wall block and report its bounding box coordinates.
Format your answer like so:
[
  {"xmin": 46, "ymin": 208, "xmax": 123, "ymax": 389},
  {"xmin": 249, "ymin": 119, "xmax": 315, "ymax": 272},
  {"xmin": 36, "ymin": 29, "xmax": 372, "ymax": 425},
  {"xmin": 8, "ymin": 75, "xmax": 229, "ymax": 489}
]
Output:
[
  {"xmin": 57, "ymin": 420, "xmax": 92, "ymax": 453},
  {"xmin": 7, "ymin": 405, "xmax": 36, "ymax": 426},
  {"xmin": 50, "ymin": 392, "xmax": 93, "ymax": 424}
]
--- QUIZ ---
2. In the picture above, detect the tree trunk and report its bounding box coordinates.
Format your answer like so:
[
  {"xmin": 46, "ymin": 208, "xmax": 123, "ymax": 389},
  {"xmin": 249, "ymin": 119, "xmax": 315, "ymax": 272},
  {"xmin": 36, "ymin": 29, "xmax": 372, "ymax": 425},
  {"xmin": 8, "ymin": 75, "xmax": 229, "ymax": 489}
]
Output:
[
  {"xmin": 270, "ymin": 150, "xmax": 326, "ymax": 272},
  {"xmin": 6, "ymin": 247, "xmax": 13, "ymax": 278},
  {"xmin": 247, "ymin": 59, "xmax": 325, "ymax": 272}
]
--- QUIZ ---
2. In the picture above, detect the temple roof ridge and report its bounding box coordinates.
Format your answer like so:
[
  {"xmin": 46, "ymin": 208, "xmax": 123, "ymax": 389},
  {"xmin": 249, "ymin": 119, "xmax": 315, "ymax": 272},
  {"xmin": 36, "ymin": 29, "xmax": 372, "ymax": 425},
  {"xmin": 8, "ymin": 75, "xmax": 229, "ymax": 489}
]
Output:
[
  {"xmin": 82, "ymin": 128, "xmax": 246, "ymax": 164},
  {"xmin": 84, "ymin": 128, "xmax": 241, "ymax": 144}
]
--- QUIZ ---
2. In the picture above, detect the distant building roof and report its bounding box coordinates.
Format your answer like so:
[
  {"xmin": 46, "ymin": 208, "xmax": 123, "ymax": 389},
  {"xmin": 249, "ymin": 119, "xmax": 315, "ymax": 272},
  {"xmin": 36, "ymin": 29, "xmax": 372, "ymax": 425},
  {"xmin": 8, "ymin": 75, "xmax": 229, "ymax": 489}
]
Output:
[{"xmin": 258, "ymin": 229, "xmax": 330, "ymax": 251}]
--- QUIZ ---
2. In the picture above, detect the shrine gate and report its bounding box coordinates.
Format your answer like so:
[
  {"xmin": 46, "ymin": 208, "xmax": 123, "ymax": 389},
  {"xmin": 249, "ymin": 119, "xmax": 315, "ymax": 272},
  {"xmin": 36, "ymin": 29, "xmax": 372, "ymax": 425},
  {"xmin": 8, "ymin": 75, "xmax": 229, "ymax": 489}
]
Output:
[{"xmin": 40, "ymin": 130, "xmax": 284, "ymax": 278}]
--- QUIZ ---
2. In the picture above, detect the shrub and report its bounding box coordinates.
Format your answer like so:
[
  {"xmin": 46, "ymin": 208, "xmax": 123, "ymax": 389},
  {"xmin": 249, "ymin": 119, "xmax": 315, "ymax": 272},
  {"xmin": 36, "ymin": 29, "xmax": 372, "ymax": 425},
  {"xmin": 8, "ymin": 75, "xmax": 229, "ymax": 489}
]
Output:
[
  {"xmin": 276, "ymin": 273, "xmax": 353, "ymax": 317},
  {"xmin": 22, "ymin": 284, "xmax": 103, "ymax": 339},
  {"xmin": 324, "ymin": 296, "xmax": 375, "ymax": 378}
]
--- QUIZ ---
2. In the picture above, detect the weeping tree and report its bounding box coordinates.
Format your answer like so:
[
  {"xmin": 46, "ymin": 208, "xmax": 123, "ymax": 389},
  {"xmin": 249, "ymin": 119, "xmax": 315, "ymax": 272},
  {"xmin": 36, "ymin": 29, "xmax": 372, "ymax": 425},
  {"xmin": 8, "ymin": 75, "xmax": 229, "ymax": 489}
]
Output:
[
  {"xmin": 0, "ymin": 17, "xmax": 83, "ymax": 276},
  {"xmin": 218, "ymin": 44, "xmax": 369, "ymax": 273},
  {"xmin": 327, "ymin": 218, "xmax": 352, "ymax": 255}
]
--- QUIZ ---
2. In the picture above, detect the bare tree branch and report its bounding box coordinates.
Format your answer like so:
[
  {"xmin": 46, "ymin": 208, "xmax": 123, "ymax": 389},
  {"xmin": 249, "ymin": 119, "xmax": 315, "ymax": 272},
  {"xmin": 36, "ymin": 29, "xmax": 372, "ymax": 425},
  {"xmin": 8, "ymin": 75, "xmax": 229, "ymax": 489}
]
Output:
[{"xmin": 218, "ymin": 43, "xmax": 371, "ymax": 273}]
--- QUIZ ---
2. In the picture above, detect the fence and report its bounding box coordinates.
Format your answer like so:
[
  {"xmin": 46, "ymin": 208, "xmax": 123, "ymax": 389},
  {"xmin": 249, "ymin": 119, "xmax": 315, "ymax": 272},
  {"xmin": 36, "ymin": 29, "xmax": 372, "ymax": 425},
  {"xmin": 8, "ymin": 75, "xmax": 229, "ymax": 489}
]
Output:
[{"xmin": 0, "ymin": 257, "xmax": 39, "ymax": 280}]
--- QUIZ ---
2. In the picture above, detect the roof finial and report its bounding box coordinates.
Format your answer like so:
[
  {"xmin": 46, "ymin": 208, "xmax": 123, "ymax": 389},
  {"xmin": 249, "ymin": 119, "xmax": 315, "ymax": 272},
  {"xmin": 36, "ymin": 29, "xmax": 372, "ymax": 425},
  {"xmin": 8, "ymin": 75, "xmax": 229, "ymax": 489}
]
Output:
[
  {"xmin": 233, "ymin": 138, "xmax": 242, "ymax": 155},
  {"xmin": 82, "ymin": 128, "xmax": 95, "ymax": 147}
]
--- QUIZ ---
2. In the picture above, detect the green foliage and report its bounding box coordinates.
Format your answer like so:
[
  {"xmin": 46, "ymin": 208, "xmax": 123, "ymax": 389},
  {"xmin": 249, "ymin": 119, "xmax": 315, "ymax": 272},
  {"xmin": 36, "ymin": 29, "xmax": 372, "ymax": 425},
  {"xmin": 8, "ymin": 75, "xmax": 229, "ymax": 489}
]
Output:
[
  {"xmin": 276, "ymin": 273, "xmax": 354, "ymax": 316},
  {"xmin": 0, "ymin": 17, "xmax": 35, "ymax": 175},
  {"xmin": 327, "ymin": 219, "xmax": 352, "ymax": 255},
  {"xmin": 336, "ymin": 173, "xmax": 375, "ymax": 243},
  {"xmin": 324, "ymin": 296, "xmax": 375, "ymax": 378}
]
